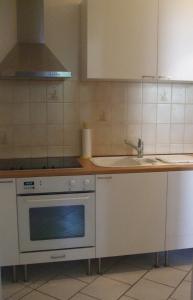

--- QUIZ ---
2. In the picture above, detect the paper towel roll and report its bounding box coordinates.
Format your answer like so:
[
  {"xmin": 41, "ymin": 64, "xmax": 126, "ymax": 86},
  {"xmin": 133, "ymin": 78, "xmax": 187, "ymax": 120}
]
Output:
[{"xmin": 82, "ymin": 128, "xmax": 92, "ymax": 158}]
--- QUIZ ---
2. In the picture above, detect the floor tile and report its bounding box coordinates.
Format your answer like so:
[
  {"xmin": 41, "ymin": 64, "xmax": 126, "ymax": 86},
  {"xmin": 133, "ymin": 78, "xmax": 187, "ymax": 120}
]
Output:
[
  {"xmin": 21, "ymin": 291, "xmax": 56, "ymax": 300},
  {"xmin": 185, "ymin": 271, "xmax": 192, "ymax": 282},
  {"xmin": 70, "ymin": 293, "xmax": 97, "ymax": 300},
  {"xmin": 104, "ymin": 262, "xmax": 147, "ymax": 285},
  {"xmin": 171, "ymin": 281, "xmax": 191, "ymax": 300},
  {"xmin": 2, "ymin": 282, "xmax": 26, "ymax": 300},
  {"xmin": 82, "ymin": 276, "xmax": 130, "ymax": 300},
  {"xmin": 38, "ymin": 274, "xmax": 86, "ymax": 300},
  {"xmin": 144, "ymin": 266, "xmax": 187, "ymax": 287},
  {"xmin": 24, "ymin": 263, "xmax": 59, "ymax": 289},
  {"xmin": 6, "ymin": 287, "xmax": 33, "ymax": 300},
  {"xmin": 62, "ymin": 260, "xmax": 98, "ymax": 284},
  {"xmin": 119, "ymin": 296, "xmax": 135, "ymax": 300},
  {"xmin": 126, "ymin": 278, "xmax": 174, "ymax": 300}
]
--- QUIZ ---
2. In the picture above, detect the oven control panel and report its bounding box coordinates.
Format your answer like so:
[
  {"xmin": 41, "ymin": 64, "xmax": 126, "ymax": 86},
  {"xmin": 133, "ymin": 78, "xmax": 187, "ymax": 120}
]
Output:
[{"xmin": 16, "ymin": 175, "xmax": 95, "ymax": 194}]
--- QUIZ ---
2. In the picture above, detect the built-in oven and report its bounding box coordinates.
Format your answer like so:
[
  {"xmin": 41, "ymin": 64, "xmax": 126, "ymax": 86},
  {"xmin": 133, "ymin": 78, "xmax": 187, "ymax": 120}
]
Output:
[{"xmin": 16, "ymin": 176, "xmax": 95, "ymax": 253}]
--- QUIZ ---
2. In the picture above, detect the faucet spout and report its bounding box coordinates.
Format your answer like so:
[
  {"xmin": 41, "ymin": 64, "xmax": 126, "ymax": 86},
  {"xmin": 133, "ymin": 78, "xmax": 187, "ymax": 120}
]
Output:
[{"xmin": 124, "ymin": 138, "xmax": 144, "ymax": 158}]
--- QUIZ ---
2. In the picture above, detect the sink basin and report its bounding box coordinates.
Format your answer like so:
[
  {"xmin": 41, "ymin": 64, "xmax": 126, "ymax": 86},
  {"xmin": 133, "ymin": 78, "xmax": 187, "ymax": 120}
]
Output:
[{"xmin": 90, "ymin": 156, "xmax": 158, "ymax": 168}]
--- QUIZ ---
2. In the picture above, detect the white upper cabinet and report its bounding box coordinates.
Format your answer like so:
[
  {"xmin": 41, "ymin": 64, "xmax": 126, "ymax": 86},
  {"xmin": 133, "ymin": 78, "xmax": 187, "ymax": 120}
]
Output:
[
  {"xmin": 82, "ymin": 0, "xmax": 158, "ymax": 80},
  {"xmin": 158, "ymin": 0, "xmax": 193, "ymax": 81}
]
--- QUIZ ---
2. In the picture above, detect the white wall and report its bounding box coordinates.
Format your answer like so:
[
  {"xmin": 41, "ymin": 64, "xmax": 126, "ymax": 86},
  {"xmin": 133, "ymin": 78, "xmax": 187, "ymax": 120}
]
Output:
[
  {"xmin": 0, "ymin": 0, "xmax": 17, "ymax": 62},
  {"xmin": 45, "ymin": 0, "xmax": 81, "ymax": 79}
]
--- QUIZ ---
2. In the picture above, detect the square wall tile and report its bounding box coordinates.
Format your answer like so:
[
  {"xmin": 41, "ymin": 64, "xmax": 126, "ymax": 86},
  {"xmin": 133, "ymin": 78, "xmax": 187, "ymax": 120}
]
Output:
[
  {"xmin": 185, "ymin": 104, "xmax": 193, "ymax": 123},
  {"xmin": 95, "ymin": 82, "xmax": 111, "ymax": 102},
  {"xmin": 172, "ymin": 84, "xmax": 186, "ymax": 103},
  {"xmin": 127, "ymin": 125, "xmax": 141, "ymax": 144},
  {"xmin": 142, "ymin": 104, "xmax": 157, "ymax": 123},
  {"xmin": 0, "ymin": 81, "xmax": 13, "ymax": 103},
  {"xmin": 30, "ymin": 103, "xmax": 47, "ymax": 124},
  {"xmin": 13, "ymin": 126, "xmax": 31, "ymax": 146},
  {"xmin": 47, "ymin": 103, "xmax": 64, "ymax": 124},
  {"xmin": 142, "ymin": 124, "xmax": 156, "ymax": 144},
  {"xmin": 170, "ymin": 144, "xmax": 184, "ymax": 154},
  {"xmin": 111, "ymin": 124, "xmax": 127, "ymax": 145},
  {"xmin": 186, "ymin": 84, "xmax": 193, "ymax": 103},
  {"xmin": 0, "ymin": 126, "xmax": 12, "ymax": 146},
  {"xmin": 29, "ymin": 81, "xmax": 47, "ymax": 102},
  {"xmin": 94, "ymin": 100, "xmax": 112, "ymax": 123},
  {"xmin": 0, "ymin": 104, "xmax": 12, "ymax": 125},
  {"xmin": 110, "ymin": 83, "xmax": 127, "ymax": 102},
  {"xmin": 143, "ymin": 144, "xmax": 155, "ymax": 154},
  {"xmin": 142, "ymin": 83, "xmax": 157, "ymax": 103},
  {"xmin": 63, "ymin": 80, "xmax": 79, "ymax": 102},
  {"xmin": 156, "ymin": 124, "xmax": 170, "ymax": 144},
  {"xmin": 157, "ymin": 104, "xmax": 171, "ymax": 123},
  {"xmin": 30, "ymin": 126, "xmax": 47, "ymax": 146},
  {"xmin": 158, "ymin": 83, "xmax": 171, "ymax": 103},
  {"xmin": 63, "ymin": 125, "xmax": 81, "ymax": 148},
  {"xmin": 12, "ymin": 103, "xmax": 30, "ymax": 125},
  {"xmin": 79, "ymin": 100, "xmax": 94, "ymax": 126},
  {"xmin": 80, "ymin": 82, "xmax": 96, "ymax": 103},
  {"xmin": 111, "ymin": 99, "xmax": 127, "ymax": 123},
  {"xmin": 127, "ymin": 104, "xmax": 142, "ymax": 123},
  {"xmin": 156, "ymin": 144, "xmax": 170, "ymax": 154},
  {"xmin": 93, "ymin": 124, "xmax": 112, "ymax": 146},
  {"xmin": 13, "ymin": 81, "xmax": 29, "ymax": 102},
  {"xmin": 47, "ymin": 125, "xmax": 64, "ymax": 146},
  {"xmin": 47, "ymin": 82, "xmax": 64, "ymax": 102},
  {"xmin": 170, "ymin": 124, "xmax": 184, "ymax": 143},
  {"xmin": 184, "ymin": 125, "xmax": 193, "ymax": 143},
  {"xmin": 171, "ymin": 104, "xmax": 185, "ymax": 123},
  {"xmin": 63, "ymin": 102, "xmax": 79, "ymax": 124},
  {"xmin": 127, "ymin": 82, "xmax": 142, "ymax": 103},
  {"xmin": 184, "ymin": 144, "xmax": 193, "ymax": 153}
]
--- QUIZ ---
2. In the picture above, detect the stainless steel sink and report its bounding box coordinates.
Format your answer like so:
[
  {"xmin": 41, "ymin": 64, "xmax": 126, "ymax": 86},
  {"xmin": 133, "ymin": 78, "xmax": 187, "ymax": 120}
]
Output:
[{"xmin": 90, "ymin": 156, "xmax": 158, "ymax": 168}]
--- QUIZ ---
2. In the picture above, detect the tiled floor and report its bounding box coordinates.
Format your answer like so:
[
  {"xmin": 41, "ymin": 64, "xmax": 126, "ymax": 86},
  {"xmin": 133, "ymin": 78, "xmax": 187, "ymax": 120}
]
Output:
[{"xmin": 2, "ymin": 250, "xmax": 193, "ymax": 300}]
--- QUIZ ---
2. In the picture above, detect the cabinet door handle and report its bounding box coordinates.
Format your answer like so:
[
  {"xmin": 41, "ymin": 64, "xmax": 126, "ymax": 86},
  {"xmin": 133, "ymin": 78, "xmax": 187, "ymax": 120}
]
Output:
[
  {"xmin": 51, "ymin": 254, "xmax": 66, "ymax": 259},
  {"xmin": 142, "ymin": 75, "xmax": 156, "ymax": 79},
  {"xmin": 97, "ymin": 176, "xmax": 112, "ymax": 180},
  {"xmin": 157, "ymin": 76, "xmax": 171, "ymax": 80},
  {"xmin": 0, "ymin": 180, "xmax": 14, "ymax": 184}
]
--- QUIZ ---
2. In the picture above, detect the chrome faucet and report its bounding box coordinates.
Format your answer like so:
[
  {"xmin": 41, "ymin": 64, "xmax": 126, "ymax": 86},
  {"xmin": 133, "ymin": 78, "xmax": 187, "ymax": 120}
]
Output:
[{"xmin": 124, "ymin": 138, "xmax": 144, "ymax": 158}]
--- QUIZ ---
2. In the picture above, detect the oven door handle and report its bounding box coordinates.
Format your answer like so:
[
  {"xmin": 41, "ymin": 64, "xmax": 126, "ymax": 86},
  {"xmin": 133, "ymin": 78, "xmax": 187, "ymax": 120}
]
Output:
[{"xmin": 24, "ymin": 196, "xmax": 91, "ymax": 204}]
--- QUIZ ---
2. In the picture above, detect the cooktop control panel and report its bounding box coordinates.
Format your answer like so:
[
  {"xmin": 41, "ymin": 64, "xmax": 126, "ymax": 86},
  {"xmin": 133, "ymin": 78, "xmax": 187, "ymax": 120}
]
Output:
[{"xmin": 16, "ymin": 175, "xmax": 96, "ymax": 195}]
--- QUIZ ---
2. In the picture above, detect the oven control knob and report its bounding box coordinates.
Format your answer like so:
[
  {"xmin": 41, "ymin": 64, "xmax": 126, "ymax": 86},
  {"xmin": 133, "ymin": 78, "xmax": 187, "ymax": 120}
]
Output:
[
  {"xmin": 84, "ymin": 179, "xmax": 90, "ymax": 186},
  {"xmin": 69, "ymin": 179, "xmax": 76, "ymax": 187}
]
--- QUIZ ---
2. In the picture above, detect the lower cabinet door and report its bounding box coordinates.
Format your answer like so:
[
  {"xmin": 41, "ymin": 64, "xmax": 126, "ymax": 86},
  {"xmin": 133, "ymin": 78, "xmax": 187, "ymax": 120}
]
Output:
[
  {"xmin": 0, "ymin": 179, "xmax": 19, "ymax": 266},
  {"xmin": 166, "ymin": 171, "xmax": 193, "ymax": 250},
  {"xmin": 96, "ymin": 173, "xmax": 167, "ymax": 258}
]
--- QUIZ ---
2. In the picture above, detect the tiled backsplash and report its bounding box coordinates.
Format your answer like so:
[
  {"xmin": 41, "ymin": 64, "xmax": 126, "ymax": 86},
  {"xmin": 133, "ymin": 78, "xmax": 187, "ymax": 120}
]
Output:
[{"xmin": 0, "ymin": 80, "xmax": 193, "ymax": 158}]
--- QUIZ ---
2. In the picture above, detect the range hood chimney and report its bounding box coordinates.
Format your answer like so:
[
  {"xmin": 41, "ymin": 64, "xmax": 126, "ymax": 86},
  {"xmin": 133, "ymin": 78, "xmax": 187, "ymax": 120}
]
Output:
[{"xmin": 0, "ymin": 0, "xmax": 72, "ymax": 80}]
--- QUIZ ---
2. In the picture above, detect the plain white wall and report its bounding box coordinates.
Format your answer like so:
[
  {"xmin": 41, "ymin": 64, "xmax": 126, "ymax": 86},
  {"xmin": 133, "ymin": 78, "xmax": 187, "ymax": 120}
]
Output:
[
  {"xmin": 45, "ymin": 0, "xmax": 81, "ymax": 79},
  {"xmin": 0, "ymin": 0, "xmax": 17, "ymax": 62}
]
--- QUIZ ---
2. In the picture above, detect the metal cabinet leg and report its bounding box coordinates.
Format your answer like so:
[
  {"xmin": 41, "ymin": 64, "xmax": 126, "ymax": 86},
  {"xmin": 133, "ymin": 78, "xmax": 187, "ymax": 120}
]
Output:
[
  {"xmin": 98, "ymin": 258, "xmax": 102, "ymax": 274},
  {"xmin": 154, "ymin": 252, "xmax": 160, "ymax": 268},
  {"xmin": 24, "ymin": 265, "xmax": 28, "ymax": 282},
  {"xmin": 12, "ymin": 266, "xmax": 17, "ymax": 282},
  {"xmin": 164, "ymin": 251, "xmax": 169, "ymax": 266},
  {"xmin": 87, "ymin": 259, "xmax": 91, "ymax": 276}
]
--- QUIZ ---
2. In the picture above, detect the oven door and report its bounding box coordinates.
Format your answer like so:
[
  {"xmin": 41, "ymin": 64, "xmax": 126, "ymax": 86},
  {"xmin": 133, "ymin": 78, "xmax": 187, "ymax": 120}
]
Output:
[{"xmin": 17, "ymin": 193, "xmax": 95, "ymax": 252}]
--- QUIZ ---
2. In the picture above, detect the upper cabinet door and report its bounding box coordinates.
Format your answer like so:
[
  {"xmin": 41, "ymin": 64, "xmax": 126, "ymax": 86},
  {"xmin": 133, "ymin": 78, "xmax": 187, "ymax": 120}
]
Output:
[
  {"xmin": 158, "ymin": 0, "xmax": 193, "ymax": 81},
  {"xmin": 83, "ymin": 0, "xmax": 158, "ymax": 80}
]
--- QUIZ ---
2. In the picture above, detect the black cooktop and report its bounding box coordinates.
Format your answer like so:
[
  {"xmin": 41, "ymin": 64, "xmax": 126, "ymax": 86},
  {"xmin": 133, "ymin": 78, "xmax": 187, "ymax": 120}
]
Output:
[{"xmin": 0, "ymin": 157, "xmax": 82, "ymax": 171}]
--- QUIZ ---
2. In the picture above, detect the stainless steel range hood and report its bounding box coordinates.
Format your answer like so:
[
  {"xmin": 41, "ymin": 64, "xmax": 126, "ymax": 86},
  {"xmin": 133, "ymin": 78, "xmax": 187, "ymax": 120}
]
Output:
[{"xmin": 0, "ymin": 0, "xmax": 72, "ymax": 80}]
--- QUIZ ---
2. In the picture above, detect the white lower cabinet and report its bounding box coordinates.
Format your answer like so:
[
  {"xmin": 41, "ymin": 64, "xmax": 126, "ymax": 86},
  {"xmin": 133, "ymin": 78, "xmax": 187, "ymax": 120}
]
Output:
[
  {"xmin": 0, "ymin": 179, "xmax": 19, "ymax": 266},
  {"xmin": 166, "ymin": 171, "xmax": 193, "ymax": 251},
  {"xmin": 96, "ymin": 173, "xmax": 167, "ymax": 258}
]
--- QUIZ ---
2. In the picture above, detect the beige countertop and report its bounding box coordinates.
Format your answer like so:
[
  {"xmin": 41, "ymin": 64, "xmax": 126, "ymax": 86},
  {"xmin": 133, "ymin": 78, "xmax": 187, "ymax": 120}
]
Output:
[{"xmin": 1, "ymin": 157, "xmax": 193, "ymax": 178}]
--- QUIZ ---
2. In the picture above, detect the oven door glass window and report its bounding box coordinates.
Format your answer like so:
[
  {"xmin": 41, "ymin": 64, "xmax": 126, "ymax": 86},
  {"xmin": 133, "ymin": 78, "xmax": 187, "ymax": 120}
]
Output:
[{"xmin": 29, "ymin": 205, "xmax": 85, "ymax": 241}]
